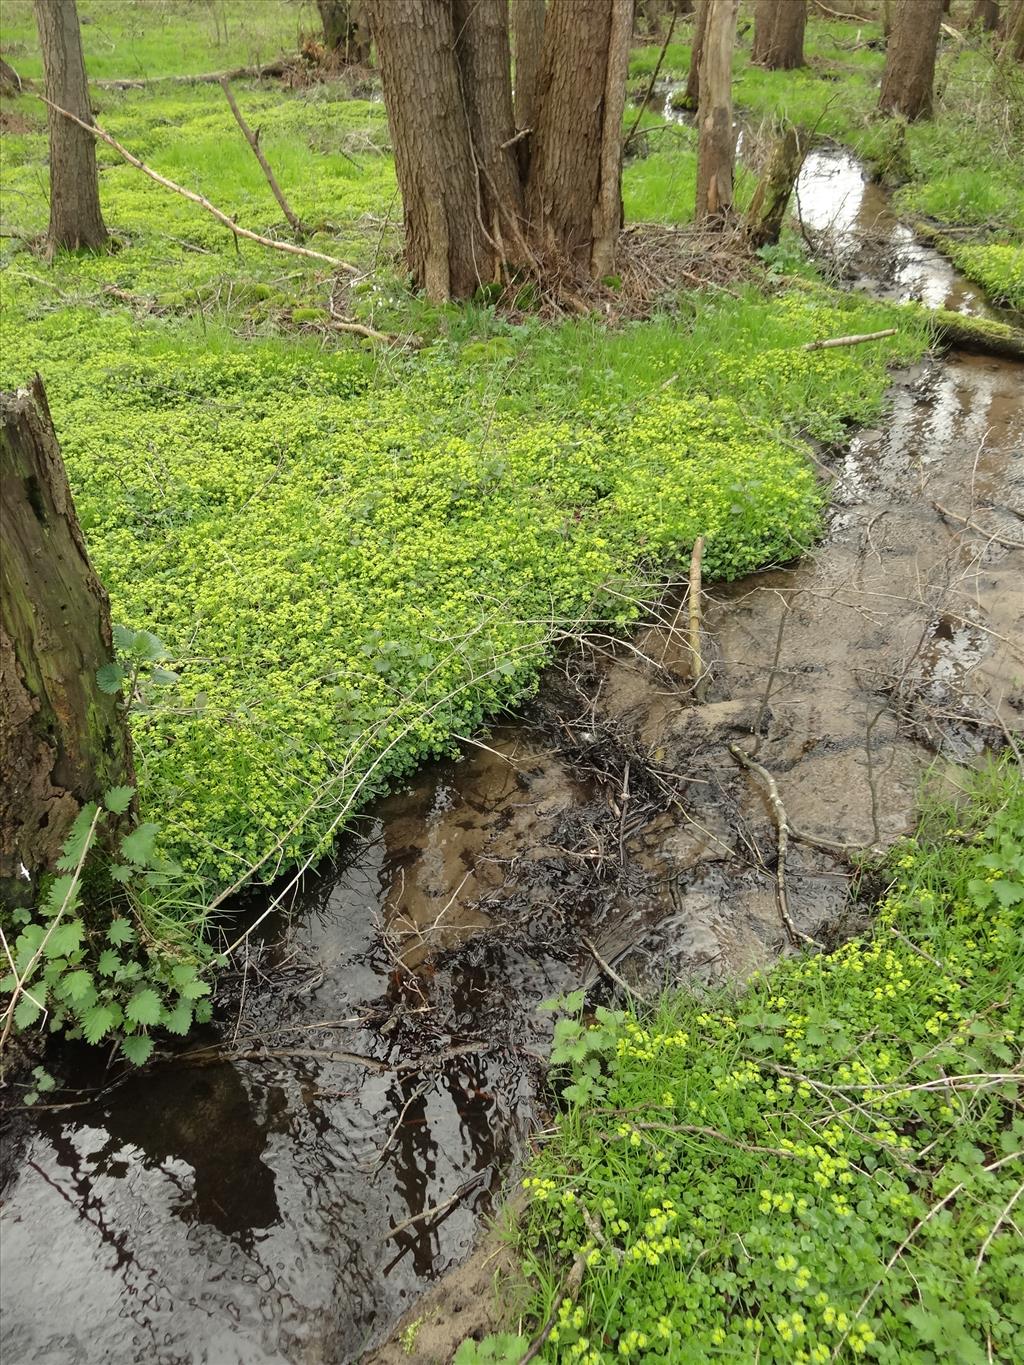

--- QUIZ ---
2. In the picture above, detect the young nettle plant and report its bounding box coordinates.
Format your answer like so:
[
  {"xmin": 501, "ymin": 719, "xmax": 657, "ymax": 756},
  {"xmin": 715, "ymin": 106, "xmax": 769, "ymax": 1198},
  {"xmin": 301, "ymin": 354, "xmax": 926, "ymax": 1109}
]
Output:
[
  {"xmin": 1, "ymin": 787, "xmax": 213, "ymax": 1072},
  {"xmin": 96, "ymin": 624, "xmax": 181, "ymax": 711}
]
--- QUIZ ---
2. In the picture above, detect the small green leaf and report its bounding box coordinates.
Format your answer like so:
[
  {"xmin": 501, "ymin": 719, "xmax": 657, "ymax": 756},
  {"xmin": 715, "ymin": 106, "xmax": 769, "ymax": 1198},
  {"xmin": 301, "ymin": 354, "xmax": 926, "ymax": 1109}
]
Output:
[
  {"xmin": 125, "ymin": 988, "xmax": 162, "ymax": 1026},
  {"xmin": 110, "ymin": 864, "xmax": 135, "ymax": 884},
  {"xmin": 149, "ymin": 667, "xmax": 179, "ymax": 686},
  {"xmin": 81, "ymin": 1003, "xmax": 117, "ymax": 1045},
  {"xmin": 59, "ymin": 969, "xmax": 94, "ymax": 1003},
  {"xmin": 193, "ymin": 999, "xmax": 213, "ymax": 1024},
  {"xmin": 96, "ymin": 949, "xmax": 121, "ymax": 976},
  {"xmin": 112, "ymin": 624, "xmax": 136, "ymax": 651},
  {"xmin": 162, "ymin": 1001, "xmax": 193, "ymax": 1035},
  {"xmin": 103, "ymin": 785, "xmax": 135, "ymax": 814},
  {"xmin": 55, "ymin": 803, "xmax": 101, "ymax": 870},
  {"xmin": 130, "ymin": 630, "xmax": 167, "ymax": 662},
  {"xmin": 121, "ymin": 1034, "xmax": 155, "ymax": 1066},
  {"xmin": 170, "ymin": 963, "xmax": 197, "ymax": 987},
  {"xmin": 180, "ymin": 978, "xmax": 211, "ymax": 1000},
  {"xmin": 44, "ymin": 921, "xmax": 85, "ymax": 958},
  {"xmin": 31, "ymin": 1066, "xmax": 56, "ymax": 1093},
  {"xmin": 14, "ymin": 994, "xmax": 44, "ymax": 1029},
  {"xmin": 96, "ymin": 662, "xmax": 127, "ymax": 694},
  {"xmin": 108, "ymin": 918, "xmax": 136, "ymax": 946},
  {"xmin": 120, "ymin": 823, "xmax": 160, "ymax": 866}
]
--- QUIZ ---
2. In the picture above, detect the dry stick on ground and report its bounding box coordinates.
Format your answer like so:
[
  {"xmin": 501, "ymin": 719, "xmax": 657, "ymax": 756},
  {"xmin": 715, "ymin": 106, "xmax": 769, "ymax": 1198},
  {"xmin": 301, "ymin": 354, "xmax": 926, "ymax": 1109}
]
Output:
[
  {"xmin": 219, "ymin": 78, "xmax": 309, "ymax": 238},
  {"xmin": 688, "ymin": 534, "xmax": 707, "ymax": 701},
  {"xmin": 35, "ymin": 95, "xmax": 357, "ymax": 271},
  {"xmin": 932, "ymin": 500, "xmax": 1024, "ymax": 551},
  {"xmin": 580, "ymin": 932, "xmax": 647, "ymax": 1001},
  {"xmin": 802, "ymin": 328, "xmax": 897, "ymax": 352},
  {"xmin": 728, "ymin": 744, "xmax": 824, "ymax": 950}
]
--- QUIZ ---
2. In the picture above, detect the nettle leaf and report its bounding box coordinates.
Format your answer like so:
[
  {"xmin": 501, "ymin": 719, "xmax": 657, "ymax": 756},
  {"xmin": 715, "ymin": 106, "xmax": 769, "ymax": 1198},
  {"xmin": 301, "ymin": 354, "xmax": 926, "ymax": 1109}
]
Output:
[
  {"xmin": 992, "ymin": 878, "xmax": 1024, "ymax": 906},
  {"xmin": 81, "ymin": 1004, "xmax": 117, "ymax": 1045},
  {"xmin": 193, "ymin": 999, "xmax": 213, "ymax": 1024},
  {"xmin": 13, "ymin": 994, "xmax": 43, "ymax": 1029},
  {"xmin": 110, "ymin": 864, "xmax": 135, "ymax": 885},
  {"xmin": 96, "ymin": 662, "xmax": 127, "ymax": 694},
  {"xmin": 107, "ymin": 918, "xmax": 136, "ymax": 946},
  {"xmin": 121, "ymin": 1034, "xmax": 155, "ymax": 1066},
  {"xmin": 31, "ymin": 1066, "xmax": 55, "ymax": 1093},
  {"xmin": 42, "ymin": 875, "xmax": 77, "ymax": 917},
  {"xmin": 103, "ymin": 785, "xmax": 135, "ymax": 815},
  {"xmin": 14, "ymin": 924, "xmax": 45, "ymax": 972},
  {"xmin": 125, "ymin": 988, "xmax": 162, "ymax": 1026},
  {"xmin": 163, "ymin": 1001, "xmax": 193, "ymax": 1035},
  {"xmin": 149, "ymin": 667, "xmax": 179, "ymax": 686},
  {"xmin": 130, "ymin": 630, "xmax": 167, "ymax": 662},
  {"xmin": 112, "ymin": 624, "xmax": 136, "ymax": 652},
  {"xmin": 170, "ymin": 962, "xmax": 197, "ymax": 988},
  {"xmin": 121, "ymin": 823, "xmax": 160, "ymax": 866},
  {"xmin": 44, "ymin": 920, "xmax": 85, "ymax": 958},
  {"xmin": 97, "ymin": 949, "xmax": 121, "ymax": 976},
  {"xmin": 55, "ymin": 803, "xmax": 101, "ymax": 871},
  {"xmin": 59, "ymin": 969, "xmax": 94, "ymax": 1003},
  {"xmin": 180, "ymin": 978, "xmax": 211, "ymax": 1001}
]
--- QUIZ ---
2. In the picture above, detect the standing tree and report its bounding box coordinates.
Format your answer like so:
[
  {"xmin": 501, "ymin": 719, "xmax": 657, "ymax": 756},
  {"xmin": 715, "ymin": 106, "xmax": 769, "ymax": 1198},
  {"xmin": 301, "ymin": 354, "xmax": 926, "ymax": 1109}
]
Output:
[
  {"xmin": 33, "ymin": 0, "xmax": 107, "ymax": 255},
  {"xmin": 1, "ymin": 379, "xmax": 135, "ymax": 910},
  {"xmin": 695, "ymin": 0, "xmax": 740, "ymax": 222},
  {"xmin": 681, "ymin": 0, "xmax": 710, "ymax": 109},
  {"xmin": 511, "ymin": 0, "xmax": 545, "ymax": 133},
  {"xmin": 879, "ymin": 0, "xmax": 945, "ymax": 119},
  {"xmin": 316, "ymin": 0, "xmax": 370, "ymax": 64},
  {"xmin": 971, "ymin": 0, "xmax": 1000, "ymax": 28},
  {"xmin": 368, "ymin": 0, "xmax": 635, "ymax": 300},
  {"xmin": 752, "ymin": 0, "xmax": 807, "ymax": 69}
]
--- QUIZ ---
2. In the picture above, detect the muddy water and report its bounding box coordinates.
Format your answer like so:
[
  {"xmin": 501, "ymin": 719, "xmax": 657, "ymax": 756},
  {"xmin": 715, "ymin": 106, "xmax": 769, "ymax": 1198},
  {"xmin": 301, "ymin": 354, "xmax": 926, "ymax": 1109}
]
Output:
[{"xmin": 2, "ymin": 165, "xmax": 1023, "ymax": 1365}]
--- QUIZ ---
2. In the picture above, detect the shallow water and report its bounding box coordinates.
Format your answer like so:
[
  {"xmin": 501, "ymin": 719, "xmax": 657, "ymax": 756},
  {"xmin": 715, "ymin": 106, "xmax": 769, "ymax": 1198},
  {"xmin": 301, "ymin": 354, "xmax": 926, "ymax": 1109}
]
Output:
[{"xmin": 2, "ymin": 158, "xmax": 1023, "ymax": 1365}]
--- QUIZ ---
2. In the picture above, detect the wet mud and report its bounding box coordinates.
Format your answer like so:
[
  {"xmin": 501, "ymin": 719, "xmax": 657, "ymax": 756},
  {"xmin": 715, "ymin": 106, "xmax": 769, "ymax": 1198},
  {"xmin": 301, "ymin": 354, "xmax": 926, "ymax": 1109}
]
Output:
[{"xmin": 2, "ymin": 156, "xmax": 1022, "ymax": 1365}]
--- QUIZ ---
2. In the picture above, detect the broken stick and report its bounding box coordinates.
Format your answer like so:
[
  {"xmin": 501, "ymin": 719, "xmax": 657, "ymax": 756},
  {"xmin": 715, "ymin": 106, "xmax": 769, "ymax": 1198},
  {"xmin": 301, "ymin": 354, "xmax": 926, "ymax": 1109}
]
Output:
[
  {"xmin": 220, "ymin": 78, "xmax": 308, "ymax": 238},
  {"xmin": 688, "ymin": 534, "xmax": 706, "ymax": 701},
  {"xmin": 801, "ymin": 328, "xmax": 897, "ymax": 352}
]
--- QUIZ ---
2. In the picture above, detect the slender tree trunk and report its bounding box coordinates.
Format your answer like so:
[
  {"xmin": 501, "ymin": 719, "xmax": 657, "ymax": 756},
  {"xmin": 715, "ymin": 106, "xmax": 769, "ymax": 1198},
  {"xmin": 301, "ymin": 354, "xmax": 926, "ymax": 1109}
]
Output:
[
  {"xmin": 317, "ymin": 0, "xmax": 370, "ymax": 63},
  {"xmin": 512, "ymin": 0, "xmax": 545, "ymax": 133},
  {"xmin": 970, "ymin": 0, "xmax": 1000, "ymax": 28},
  {"xmin": 1, "ymin": 379, "xmax": 135, "ymax": 910},
  {"xmin": 883, "ymin": 0, "xmax": 893, "ymax": 37},
  {"xmin": 683, "ymin": 0, "xmax": 710, "ymax": 108},
  {"xmin": 752, "ymin": 0, "xmax": 807, "ymax": 69},
  {"xmin": 744, "ymin": 124, "xmax": 805, "ymax": 246},
  {"xmin": 879, "ymin": 0, "xmax": 944, "ymax": 119},
  {"xmin": 454, "ymin": 0, "xmax": 527, "ymax": 262},
  {"xmin": 999, "ymin": 0, "xmax": 1024, "ymax": 53},
  {"xmin": 695, "ymin": 0, "xmax": 739, "ymax": 223},
  {"xmin": 367, "ymin": 0, "xmax": 491, "ymax": 300},
  {"xmin": 525, "ymin": 0, "xmax": 615, "ymax": 265},
  {"xmin": 592, "ymin": 0, "xmax": 633, "ymax": 277},
  {"xmin": 33, "ymin": 0, "xmax": 107, "ymax": 255}
]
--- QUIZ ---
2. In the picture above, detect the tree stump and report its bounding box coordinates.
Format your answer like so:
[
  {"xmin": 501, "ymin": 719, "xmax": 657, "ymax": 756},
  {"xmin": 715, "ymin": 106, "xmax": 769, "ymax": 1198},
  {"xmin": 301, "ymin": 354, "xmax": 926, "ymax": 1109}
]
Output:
[
  {"xmin": 1, "ymin": 377, "xmax": 134, "ymax": 910},
  {"xmin": 744, "ymin": 125, "xmax": 805, "ymax": 248}
]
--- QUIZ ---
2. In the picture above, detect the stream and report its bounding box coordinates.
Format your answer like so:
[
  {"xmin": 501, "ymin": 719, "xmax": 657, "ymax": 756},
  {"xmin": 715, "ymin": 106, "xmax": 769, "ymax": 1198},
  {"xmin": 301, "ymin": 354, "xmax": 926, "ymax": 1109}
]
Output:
[{"xmin": 1, "ymin": 150, "xmax": 1022, "ymax": 1365}]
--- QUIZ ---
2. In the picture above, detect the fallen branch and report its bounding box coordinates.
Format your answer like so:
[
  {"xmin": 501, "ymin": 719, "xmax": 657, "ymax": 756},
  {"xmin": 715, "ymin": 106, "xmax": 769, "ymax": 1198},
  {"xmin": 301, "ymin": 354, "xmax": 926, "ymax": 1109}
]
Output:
[
  {"xmin": 385, "ymin": 1172, "xmax": 487, "ymax": 1240},
  {"xmin": 581, "ymin": 933, "xmax": 647, "ymax": 1000},
  {"xmin": 811, "ymin": 0, "xmax": 871, "ymax": 19},
  {"xmin": 688, "ymin": 534, "xmax": 706, "ymax": 701},
  {"xmin": 93, "ymin": 58, "xmax": 291, "ymax": 90},
  {"xmin": 728, "ymin": 744, "xmax": 822, "ymax": 950},
  {"xmin": 802, "ymin": 328, "xmax": 897, "ymax": 352},
  {"xmin": 35, "ymin": 95, "xmax": 357, "ymax": 272},
  {"xmin": 326, "ymin": 317, "xmax": 406, "ymax": 345},
  {"xmin": 927, "ymin": 309, "xmax": 1024, "ymax": 361},
  {"xmin": 933, "ymin": 501, "xmax": 1024, "ymax": 551},
  {"xmin": 220, "ymin": 78, "xmax": 308, "ymax": 238}
]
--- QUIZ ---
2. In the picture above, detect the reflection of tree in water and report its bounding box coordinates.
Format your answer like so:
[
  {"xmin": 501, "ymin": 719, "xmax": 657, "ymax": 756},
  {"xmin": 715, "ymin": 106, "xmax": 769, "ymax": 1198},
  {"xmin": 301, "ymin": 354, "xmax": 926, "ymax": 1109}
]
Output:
[{"xmin": 385, "ymin": 1055, "xmax": 498, "ymax": 1277}]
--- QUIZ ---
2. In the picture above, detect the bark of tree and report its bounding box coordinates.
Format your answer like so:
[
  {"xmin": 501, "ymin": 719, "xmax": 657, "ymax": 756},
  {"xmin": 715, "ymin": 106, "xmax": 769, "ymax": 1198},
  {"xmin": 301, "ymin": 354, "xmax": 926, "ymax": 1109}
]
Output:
[
  {"xmin": 33, "ymin": 0, "xmax": 107, "ymax": 255},
  {"xmin": 317, "ymin": 0, "xmax": 370, "ymax": 63},
  {"xmin": 591, "ymin": 0, "xmax": 633, "ymax": 277},
  {"xmin": 970, "ymin": 0, "xmax": 1000, "ymax": 29},
  {"xmin": 1, "ymin": 378, "xmax": 134, "ymax": 911},
  {"xmin": 524, "ymin": 0, "xmax": 615, "ymax": 265},
  {"xmin": 682, "ymin": 0, "xmax": 710, "ymax": 109},
  {"xmin": 752, "ymin": 0, "xmax": 807, "ymax": 69},
  {"xmin": 879, "ymin": 0, "xmax": 944, "ymax": 120},
  {"xmin": 744, "ymin": 124, "xmax": 805, "ymax": 246},
  {"xmin": 367, "ymin": 0, "xmax": 490, "ymax": 300},
  {"xmin": 695, "ymin": 0, "xmax": 739, "ymax": 223},
  {"xmin": 511, "ymin": 0, "xmax": 545, "ymax": 134},
  {"xmin": 1000, "ymin": 0, "xmax": 1024, "ymax": 56}
]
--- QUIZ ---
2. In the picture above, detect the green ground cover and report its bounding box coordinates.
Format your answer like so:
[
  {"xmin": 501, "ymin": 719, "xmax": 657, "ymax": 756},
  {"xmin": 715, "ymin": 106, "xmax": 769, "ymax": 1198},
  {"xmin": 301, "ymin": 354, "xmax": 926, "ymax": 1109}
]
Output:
[{"xmin": 501, "ymin": 764, "xmax": 1024, "ymax": 1363}]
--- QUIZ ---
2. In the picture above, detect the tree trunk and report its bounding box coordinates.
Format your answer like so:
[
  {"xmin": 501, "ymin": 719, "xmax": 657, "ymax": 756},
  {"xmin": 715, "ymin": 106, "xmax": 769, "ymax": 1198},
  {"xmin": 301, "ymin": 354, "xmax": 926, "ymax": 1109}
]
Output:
[
  {"xmin": 883, "ymin": 0, "xmax": 893, "ymax": 37},
  {"xmin": 752, "ymin": 0, "xmax": 807, "ymax": 69},
  {"xmin": 695, "ymin": 0, "xmax": 739, "ymax": 223},
  {"xmin": 453, "ymin": 0, "xmax": 527, "ymax": 262},
  {"xmin": 591, "ymin": 0, "xmax": 633, "ymax": 277},
  {"xmin": 512, "ymin": 0, "xmax": 545, "ymax": 134},
  {"xmin": 1, "ymin": 378, "xmax": 134, "ymax": 911},
  {"xmin": 317, "ymin": 0, "xmax": 370, "ymax": 63},
  {"xmin": 879, "ymin": 0, "xmax": 944, "ymax": 119},
  {"xmin": 33, "ymin": 0, "xmax": 107, "ymax": 255},
  {"xmin": 999, "ymin": 0, "xmax": 1024, "ymax": 55},
  {"xmin": 744, "ymin": 124, "xmax": 805, "ymax": 246},
  {"xmin": 970, "ymin": 0, "xmax": 1000, "ymax": 28},
  {"xmin": 682, "ymin": 0, "xmax": 710, "ymax": 109},
  {"xmin": 367, "ymin": 0, "xmax": 491, "ymax": 300},
  {"xmin": 525, "ymin": 0, "xmax": 615, "ymax": 265}
]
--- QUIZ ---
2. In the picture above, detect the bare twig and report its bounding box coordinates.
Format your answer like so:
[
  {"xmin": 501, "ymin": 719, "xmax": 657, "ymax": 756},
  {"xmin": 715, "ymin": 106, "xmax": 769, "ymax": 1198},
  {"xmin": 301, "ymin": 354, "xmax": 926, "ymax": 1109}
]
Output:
[
  {"xmin": 35, "ymin": 95, "xmax": 356, "ymax": 271},
  {"xmin": 688, "ymin": 534, "xmax": 706, "ymax": 701},
  {"xmin": 385, "ymin": 1172, "xmax": 487, "ymax": 1239},
  {"xmin": 219, "ymin": 78, "xmax": 309, "ymax": 238},
  {"xmin": 974, "ymin": 1180, "xmax": 1024, "ymax": 1272},
  {"xmin": 802, "ymin": 328, "xmax": 897, "ymax": 352},
  {"xmin": 623, "ymin": 5, "xmax": 679, "ymax": 153},
  {"xmin": 580, "ymin": 933, "xmax": 646, "ymax": 1000},
  {"xmin": 932, "ymin": 501, "xmax": 1024, "ymax": 551}
]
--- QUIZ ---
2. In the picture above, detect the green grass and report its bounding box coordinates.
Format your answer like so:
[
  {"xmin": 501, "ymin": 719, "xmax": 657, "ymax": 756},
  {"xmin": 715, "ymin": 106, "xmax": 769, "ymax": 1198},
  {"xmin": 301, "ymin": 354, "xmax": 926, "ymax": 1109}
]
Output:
[{"xmin": 506, "ymin": 762, "xmax": 1024, "ymax": 1363}]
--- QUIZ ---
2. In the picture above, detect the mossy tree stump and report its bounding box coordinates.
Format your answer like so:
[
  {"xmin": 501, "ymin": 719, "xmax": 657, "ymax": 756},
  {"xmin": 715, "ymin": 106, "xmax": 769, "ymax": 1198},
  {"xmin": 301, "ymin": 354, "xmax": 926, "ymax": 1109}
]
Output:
[{"xmin": 1, "ymin": 376, "xmax": 134, "ymax": 910}]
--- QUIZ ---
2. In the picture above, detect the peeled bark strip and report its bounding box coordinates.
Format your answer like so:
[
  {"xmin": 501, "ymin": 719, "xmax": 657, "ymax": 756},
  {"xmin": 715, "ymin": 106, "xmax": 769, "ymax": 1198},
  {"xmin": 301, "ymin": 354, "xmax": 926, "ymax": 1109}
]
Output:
[
  {"xmin": 525, "ymin": 0, "xmax": 616, "ymax": 265},
  {"xmin": 1, "ymin": 379, "xmax": 134, "ymax": 909},
  {"xmin": 879, "ymin": 0, "xmax": 944, "ymax": 121},
  {"xmin": 695, "ymin": 0, "xmax": 740, "ymax": 223},
  {"xmin": 367, "ymin": 0, "xmax": 491, "ymax": 300},
  {"xmin": 591, "ymin": 0, "xmax": 633, "ymax": 277},
  {"xmin": 512, "ymin": 0, "xmax": 545, "ymax": 133},
  {"xmin": 682, "ymin": 0, "xmax": 710, "ymax": 109},
  {"xmin": 34, "ymin": 0, "xmax": 107, "ymax": 254},
  {"xmin": 752, "ymin": 0, "xmax": 807, "ymax": 69},
  {"xmin": 744, "ymin": 124, "xmax": 805, "ymax": 246}
]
